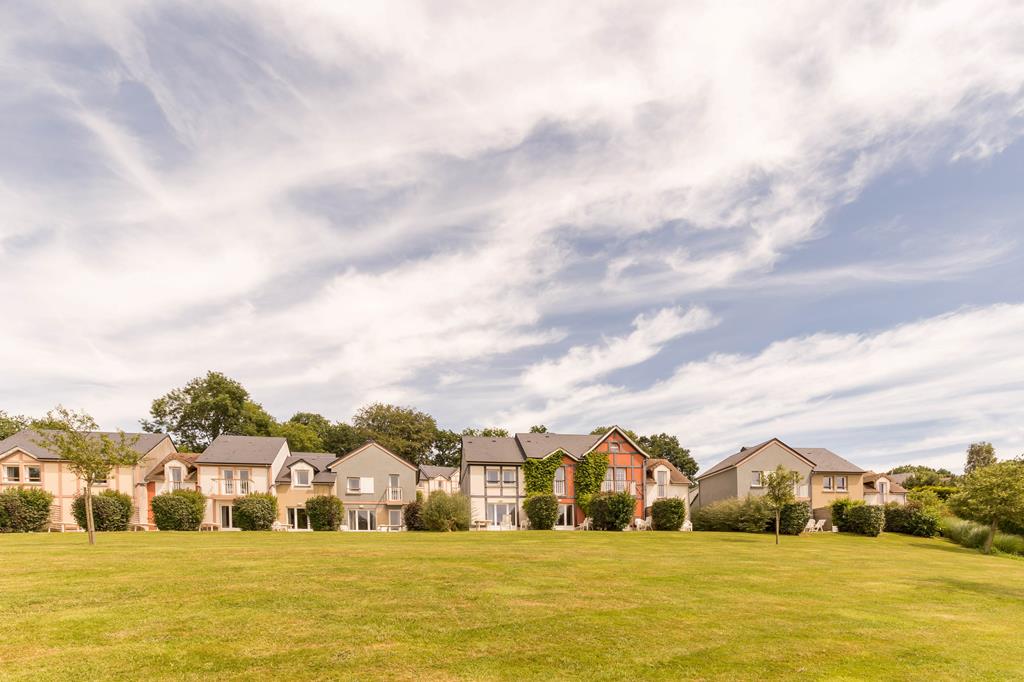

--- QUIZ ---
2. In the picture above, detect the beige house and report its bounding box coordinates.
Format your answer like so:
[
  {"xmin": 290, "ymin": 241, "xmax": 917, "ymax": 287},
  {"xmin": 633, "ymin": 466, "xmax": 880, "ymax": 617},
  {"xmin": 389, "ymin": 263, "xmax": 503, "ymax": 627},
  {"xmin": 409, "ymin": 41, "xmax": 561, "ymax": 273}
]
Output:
[
  {"xmin": 645, "ymin": 458, "xmax": 691, "ymax": 520},
  {"xmin": 327, "ymin": 442, "xmax": 417, "ymax": 531},
  {"xmin": 694, "ymin": 438, "xmax": 866, "ymax": 525},
  {"xmin": 863, "ymin": 472, "xmax": 908, "ymax": 506},
  {"xmin": 0, "ymin": 429, "xmax": 176, "ymax": 529},
  {"xmin": 417, "ymin": 464, "xmax": 460, "ymax": 497},
  {"xmin": 273, "ymin": 453, "xmax": 337, "ymax": 530},
  {"xmin": 143, "ymin": 453, "xmax": 199, "ymax": 525},
  {"xmin": 194, "ymin": 435, "xmax": 290, "ymax": 529}
]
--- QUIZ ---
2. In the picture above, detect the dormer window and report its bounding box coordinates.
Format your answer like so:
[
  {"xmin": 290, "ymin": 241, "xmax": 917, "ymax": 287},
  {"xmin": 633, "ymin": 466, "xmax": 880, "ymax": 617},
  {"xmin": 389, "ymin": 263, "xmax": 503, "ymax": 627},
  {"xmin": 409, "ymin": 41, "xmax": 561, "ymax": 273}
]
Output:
[{"xmin": 294, "ymin": 469, "xmax": 311, "ymax": 487}]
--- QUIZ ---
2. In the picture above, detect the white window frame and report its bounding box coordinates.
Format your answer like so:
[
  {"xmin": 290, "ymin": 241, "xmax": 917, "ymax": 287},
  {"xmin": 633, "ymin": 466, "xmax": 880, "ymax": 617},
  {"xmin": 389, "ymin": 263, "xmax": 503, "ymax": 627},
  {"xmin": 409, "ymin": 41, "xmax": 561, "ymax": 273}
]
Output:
[
  {"xmin": 751, "ymin": 471, "xmax": 764, "ymax": 488},
  {"xmin": 609, "ymin": 441, "xmax": 621, "ymax": 453},
  {"xmin": 294, "ymin": 469, "xmax": 311, "ymax": 488},
  {"xmin": 485, "ymin": 468, "xmax": 500, "ymax": 486},
  {"xmin": 26, "ymin": 465, "xmax": 42, "ymax": 483},
  {"xmin": 614, "ymin": 467, "xmax": 627, "ymax": 492},
  {"xmin": 502, "ymin": 469, "xmax": 516, "ymax": 485},
  {"xmin": 822, "ymin": 476, "xmax": 833, "ymax": 491},
  {"xmin": 486, "ymin": 503, "xmax": 517, "ymax": 526},
  {"xmin": 836, "ymin": 476, "xmax": 848, "ymax": 492},
  {"xmin": 556, "ymin": 503, "xmax": 574, "ymax": 527},
  {"xmin": 347, "ymin": 509, "xmax": 377, "ymax": 531},
  {"xmin": 656, "ymin": 469, "xmax": 668, "ymax": 498},
  {"xmin": 4, "ymin": 465, "xmax": 21, "ymax": 482},
  {"xmin": 287, "ymin": 507, "xmax": 311, "ymax": 530},
  {"xmin": 346, "ymin": 477, "xmax": 361, "ymax": 493},
  {"xmin": 388, "ymin": 509, "xmax": 402, "ymax": 528}
]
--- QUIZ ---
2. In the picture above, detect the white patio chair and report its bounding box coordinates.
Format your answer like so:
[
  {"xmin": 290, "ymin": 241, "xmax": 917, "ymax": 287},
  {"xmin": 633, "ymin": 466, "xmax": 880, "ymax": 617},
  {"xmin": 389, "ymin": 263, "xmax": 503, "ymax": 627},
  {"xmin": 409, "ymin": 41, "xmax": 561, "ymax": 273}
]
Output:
[
  {"xmin": 500, "ymin": 513, "xmax": 513, "ymax": 531},
  {"xmin": 682, "ymin": 520, "xmax": 693, "ymax": 532},
  {"xmin": 813, "ymin": 519, "xmax": 826, "ymax": 532},
  {"xmin": 577, "ymin": 517, "xmax": 592, "ymax": 531},
  {"xmin": 804, "ymin": 518, "xmax": 817, "ymax": 533}
]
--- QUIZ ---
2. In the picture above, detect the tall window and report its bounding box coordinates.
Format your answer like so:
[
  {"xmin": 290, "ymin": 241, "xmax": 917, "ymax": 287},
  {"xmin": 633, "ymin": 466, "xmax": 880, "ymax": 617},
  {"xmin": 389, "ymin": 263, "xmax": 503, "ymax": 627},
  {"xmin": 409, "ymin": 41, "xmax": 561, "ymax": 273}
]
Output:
[
  {"xmin": 656, "ymin": 470, "xmax": 667, "ymax": 498},
  {"xmin": 287, "ymin": 507, "xmax": 310, "ymax": 529},
  {"xmin": 554, "ymin": 467, "xmax": 566, "ymax": 496},
  {"xmin": 614, "ymin": 467, "xmax": 627, "ymax": 492},
  {"xmin": 556, "ymin": 504, "xmax": 574, "ymax": 527},
  {"xmin": 389, "ymin": 509, "xmax": 402, "ymax": 528},
  {"xmin": 836, "ymin": 476, "xmax": 848, "ymax": 492},
  {"xmin": 486, "ymin": 503, "xmax": 517, "ymax": 526},
  {"xmin": 222, "ymin": 469, "xmax": 234, "ymax": 494}
]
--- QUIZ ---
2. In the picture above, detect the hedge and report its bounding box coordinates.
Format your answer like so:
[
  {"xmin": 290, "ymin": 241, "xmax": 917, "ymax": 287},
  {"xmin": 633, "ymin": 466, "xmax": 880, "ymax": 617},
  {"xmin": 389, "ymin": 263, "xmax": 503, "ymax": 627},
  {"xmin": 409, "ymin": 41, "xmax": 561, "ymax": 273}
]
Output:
[
  {"xmin": 845, "ymin": 504, "xmax": 885, "ymax": 536},
  {"xmin": 775, "ymin": 501, "xmax": 812, "ymax": 535},
  {"xmin": 421, "ymin": 490, "xmax": 471, "ymax": 531},
  {"xmin": 829, "ymin": 498, "xmax": 865, "ymax": 530},
  {"xmin": 73, "ymin": 490, "xmax": 133, "ymax": 531},
  {"xmin": 305, "ymin": 495, "xmax": 344, "ymax": 531},
  {"xmin": 0, "ymin": 488, "xmax": 54, "ymax": 532},
  {"xmin": 151, "ymin": 489, "xmax": 206, "ymax": 531},
  {"xmin": 692, "ymin": 497, "xmax": 772, "ymax": 533},
  {"xmin": 589, "ymin": 492, "xmax": 636, "ymax": 531},
  {"xmin": 234, "ymin": 493, "xmax": 278, "ymax": 530},
  {"xmin": 404, "ymin": 493, "xmax": 426, "ymax": 531},
  {"xmin": 524, "ymin": 494, "xmax": 559, "ymax": 530},
  {"xmin": 884, "ymin": 501, "xmax": 940, "ymax": 537},
  {"xmin": 650, "ymin": 498, "xmax": 687, "ymax": 530},
  {"xmin": 941, "ymin": 517, "xmax": 1024, "ymax": 556}
]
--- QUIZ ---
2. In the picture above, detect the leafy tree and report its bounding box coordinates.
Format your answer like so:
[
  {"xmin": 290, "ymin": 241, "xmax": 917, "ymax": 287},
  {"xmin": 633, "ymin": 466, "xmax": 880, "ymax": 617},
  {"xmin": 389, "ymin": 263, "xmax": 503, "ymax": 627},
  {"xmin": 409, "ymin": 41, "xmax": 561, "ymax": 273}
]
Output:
[
  {"xmin": 951, "ymin": 461, "xmax": 1024, "ymax": 553},
  {"xmin": 0, "ymin": 411, "xmax": 29, "ymax": 440},
  {"xmin": 590, "ymin": 426, "xmax": 640, "ymax": 441},
  {"xmin": 420, "ymin": 490, "xmax": 471, "ymax": 531},
  {"xmin": 461, "ymin": 427, "xmax": 510, "ymax": 437},
  {"xmin": 288, "ymin": 412, "xmax": 333, "ymax": 443},
  {"xmin": 965, "ymin": 442, "xmax": 997, "ymax": 474},
  {"xmin": 888, "ymin": 464, "xmax": 954, "ymax": 489},
  {"xmin": 34, "ymin": 407, "xmax": 142, "ymax": 545},
  {"xmin": 529, "ymin": 425, "xmax": 548, "ymax": 433},
  {"xmin": 404, "ymin": 491, "xmax": 426, "ymax": 531},
  {"xmin": 637, "ymin": 433, "xmax": 698, "ymax": 480},
  {"xmin": 353, "ymin": 403, "xmax": 438, "ymax": 465},
  {"xmin": 322, "ymin": 422, "xmax": 368, "ymax": 456},
  {"xmin": 762, "ymin": 465, "xmax": 802, "ymax": 544},
  {"xmin": 238, "ymin": 400, "xmax": 276, "ymax": 437},
  {"xmin": 429, "ymin": 429, "xmax": 462, "ymax": 467},
  {"xmin": 270, "ymin": 421, "xmax": 324, "ymax": 452},
  {"xmin": 142, "ymin": 371, "xmax": 261, "ymax": 450}
]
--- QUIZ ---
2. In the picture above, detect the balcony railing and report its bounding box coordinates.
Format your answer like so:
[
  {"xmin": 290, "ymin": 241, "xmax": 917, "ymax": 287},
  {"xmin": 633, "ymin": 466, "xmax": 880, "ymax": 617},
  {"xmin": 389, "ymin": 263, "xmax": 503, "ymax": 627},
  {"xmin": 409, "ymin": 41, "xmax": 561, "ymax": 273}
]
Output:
[
  {"xmin": 213, "ymin": 479, "xmax": 252, "ymax": 496},
  {"xmin": 386, "ymin": 486, "xmax": 403, "ymax": 502},
  {"xmin": 170, "ymin": 481, "xmax": 184, "ymax": 491},
  {"xmin": 553, "ymin": 480, "xmax": 566, "ymax": 496},
  {"xmin": 600, "ymin": 480, "xmax": 636, "ymax": 495}
]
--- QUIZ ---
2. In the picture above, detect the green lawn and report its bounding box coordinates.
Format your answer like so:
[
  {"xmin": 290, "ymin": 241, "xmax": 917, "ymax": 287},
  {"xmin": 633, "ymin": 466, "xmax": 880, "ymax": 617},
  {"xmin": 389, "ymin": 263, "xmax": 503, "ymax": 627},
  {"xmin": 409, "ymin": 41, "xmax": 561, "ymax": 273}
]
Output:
[{"xmin": 1, "ymin": 531, "xmax": 1023, "ymax": 681}]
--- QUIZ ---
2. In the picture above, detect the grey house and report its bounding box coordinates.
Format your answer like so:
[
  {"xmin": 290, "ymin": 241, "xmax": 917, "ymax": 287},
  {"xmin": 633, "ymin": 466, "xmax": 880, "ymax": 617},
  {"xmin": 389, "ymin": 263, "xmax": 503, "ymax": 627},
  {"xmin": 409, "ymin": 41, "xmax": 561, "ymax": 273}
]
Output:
[{"xmin": 327, "ymin": 441, "xmax": 417, "ymax": 530}]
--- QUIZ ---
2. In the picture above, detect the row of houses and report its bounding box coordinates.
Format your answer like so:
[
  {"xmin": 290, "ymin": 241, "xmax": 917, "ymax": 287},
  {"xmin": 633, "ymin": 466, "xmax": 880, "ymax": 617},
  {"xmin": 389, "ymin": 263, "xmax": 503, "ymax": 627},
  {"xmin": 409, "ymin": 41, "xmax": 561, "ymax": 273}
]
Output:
[{"xmin": 0, "ymin": 427, "xmax": 904, "ymax": 531}]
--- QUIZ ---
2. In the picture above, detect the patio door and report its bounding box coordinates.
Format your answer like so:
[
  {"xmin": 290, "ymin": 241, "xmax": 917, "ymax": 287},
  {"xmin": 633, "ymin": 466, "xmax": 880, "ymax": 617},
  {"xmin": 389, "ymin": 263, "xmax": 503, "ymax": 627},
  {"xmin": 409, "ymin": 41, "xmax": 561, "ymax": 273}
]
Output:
[
  {"xmin": 556, "ymin": 504, "xmax": 574, "ymax": 527},
  {"xmin": 347, "ymin": 509, "xmax": 377, "ymax": 531},
  {"xmin": 288, "ymin": 507, "xmax": 310, "ymax": 530},
  {"xmin": 220, "ymin": 504, "xmax": 235, "ymax": 529}
]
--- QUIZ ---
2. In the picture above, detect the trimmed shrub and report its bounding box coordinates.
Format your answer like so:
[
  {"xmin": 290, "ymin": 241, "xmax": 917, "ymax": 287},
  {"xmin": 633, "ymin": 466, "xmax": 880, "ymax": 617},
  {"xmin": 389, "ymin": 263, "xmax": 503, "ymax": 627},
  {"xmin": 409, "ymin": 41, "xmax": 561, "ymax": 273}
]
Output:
[
  {"xmin": 590, "ymin": 492, "xmax": 637, "ymax": 531},
  {"xmin": 776, "ymin": 501, "xmax": 812, "ymax": 535},
  {"xmin": 151, "ymin": 489, "xmax": 206, "ymax": 531},
  {"xmin": 916, "ymin": 485, "xmax": 958, "ymax": 501},
  {"xmin": 829, "ymin": 498, "xmax": 864, "ymax": 530},
  {"xmin": 305, "ymin": 495, "xmax": 344, "ymax": 531},
  {"xmin": 692, "ymin": 497, "xmax": 772, "ymax": 533},
  {"xmin": 524, "ymin": 494, "xmax": 559, "ymax": 530},
  {"xmin": 73, "ymin": 490, "xmax": 133, "ymax": 531},
  {"xmin": 0, "ymin": 488, "xmax": 54, "ymax": 532},
  {"xmin": 421, "ymin": 490, "xmax": 471, "ymax": 531},
  {"xmin": 884, "ymin": 501, "xmax": 940, "ymax": 537},
  {"xmin": 404, "ymin": 495, "xmax": 426, "ymax": 531},
  {"xmin": 845, "ymin": 504, "xmax": 885, "ymax": 536},
  {"xmin": 941, "ymin": 517, "xmax": 1024, "ymax": 556},
  {"xmin": 234, "ymin": 493, "xmax": 278, "ymax": 531},
  {"xmin": 651, "ymin": 498, "xmax": 687, "ymax": 530}
]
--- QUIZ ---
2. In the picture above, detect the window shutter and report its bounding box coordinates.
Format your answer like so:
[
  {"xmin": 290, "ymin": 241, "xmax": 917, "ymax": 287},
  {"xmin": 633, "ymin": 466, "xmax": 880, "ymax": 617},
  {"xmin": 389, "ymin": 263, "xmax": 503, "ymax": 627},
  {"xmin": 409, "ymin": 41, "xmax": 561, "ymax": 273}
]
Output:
[{"xmin": 361, "ymin": 477, "xmax": 375, "ymax": 494}]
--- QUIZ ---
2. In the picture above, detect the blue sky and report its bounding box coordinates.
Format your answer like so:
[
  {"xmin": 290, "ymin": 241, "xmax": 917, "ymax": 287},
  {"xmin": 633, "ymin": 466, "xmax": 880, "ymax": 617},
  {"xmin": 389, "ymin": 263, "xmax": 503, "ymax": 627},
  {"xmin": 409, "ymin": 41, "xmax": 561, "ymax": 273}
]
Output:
[{"xmin": 2, "ymin": 2, "xmax": 1023, "ymax": 472}]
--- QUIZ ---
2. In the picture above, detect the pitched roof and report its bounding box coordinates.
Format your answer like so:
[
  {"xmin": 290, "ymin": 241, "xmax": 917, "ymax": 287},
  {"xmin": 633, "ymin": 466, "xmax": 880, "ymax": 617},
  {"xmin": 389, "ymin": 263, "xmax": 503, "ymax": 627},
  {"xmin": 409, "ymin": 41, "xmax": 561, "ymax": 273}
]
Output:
[
  {"xmin": 796, "ymin": 448, "xmax": 864, "ymax": 474},
  {"xmin": 863, "ymin": 471, "xmax": 908, "ymax": 494},
  {"xmin": 275, "ymin": 453, "xmax": 338, "ymax": 484},
  {"xmin": 196, "ymin": 435, "xmax": 287, "ymax": 465},
  {"xmin": 697, "ymin": 440, "xmax": 773, "ymax": 479},
  {"xmin": 0, "ymin": 429, "xmax": 170, "ymax": 462},
  {"xmin": 144, "ymin": 453, "xmax": 199, "ymax": 482},
  {"xmin": 327, "ymin": 441, "xmax": 417, "ymax": 471},
  {"xmin": 514, "ymin": 432, "xmax": 603, "ymax": 459},
  {"xmin": 419, "ymin": 464, "xmax": 458, "ymax": 479},
  {"xmin": 461, "ymin": 436, "xmax": 524, "ymax": 464},
  {"xmin": 646, "ymin": 458, "xmax": 691, "ymax": 485}
]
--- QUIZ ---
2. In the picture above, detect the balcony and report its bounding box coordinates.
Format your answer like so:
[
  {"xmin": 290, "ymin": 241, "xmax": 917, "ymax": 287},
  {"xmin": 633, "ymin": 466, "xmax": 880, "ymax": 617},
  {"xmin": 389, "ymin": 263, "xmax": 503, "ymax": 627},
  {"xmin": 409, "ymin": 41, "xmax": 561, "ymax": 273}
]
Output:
[
  {"xmin": 386, "ymin": 486, "xmax": 403, "ymax": 502},
  {"xmin": 600, "ymin": 480, "xmax": 636, "ymax": 495},
  {"xmin": 169, "ymin": 481, "xmax": 184, "ymax": 492},
  {"xmin": 213, "ymin": 479, "xmax": 252, "ymax": 496}
]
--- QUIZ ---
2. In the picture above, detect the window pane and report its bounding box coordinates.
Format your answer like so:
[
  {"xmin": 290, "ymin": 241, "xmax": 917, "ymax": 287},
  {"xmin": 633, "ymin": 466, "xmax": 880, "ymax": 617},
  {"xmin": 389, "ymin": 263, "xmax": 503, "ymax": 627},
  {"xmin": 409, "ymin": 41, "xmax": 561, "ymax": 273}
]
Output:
[
  {"xmin": 28, "ymin": 467, "xmax": 41, "ymax": 482},
  {"xmin": 486, "ymin": 470, "xmax": 499, "ymax": 483},
  {"xmin": 6, "ymin": 466, "xmax": 21, "ymax": 481},
  {"xmin": 503, "ymin": 470, "xmax": 515, "ymax": 483}
]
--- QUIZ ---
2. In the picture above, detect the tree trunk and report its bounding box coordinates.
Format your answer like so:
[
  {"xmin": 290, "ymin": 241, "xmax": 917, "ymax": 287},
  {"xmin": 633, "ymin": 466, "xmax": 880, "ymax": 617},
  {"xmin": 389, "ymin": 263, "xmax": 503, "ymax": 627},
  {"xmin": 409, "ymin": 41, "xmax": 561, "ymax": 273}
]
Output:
[
  {"xmin": 983, "ymin": 520, "xmax": 997, "ymax": 554},
  {"xmin": 775, "ymin": 510, "xmax": 780, "ymax": 545},
  {"xmin": 85, "ymin": 483, "xmax": 96, "ymax": 546}
]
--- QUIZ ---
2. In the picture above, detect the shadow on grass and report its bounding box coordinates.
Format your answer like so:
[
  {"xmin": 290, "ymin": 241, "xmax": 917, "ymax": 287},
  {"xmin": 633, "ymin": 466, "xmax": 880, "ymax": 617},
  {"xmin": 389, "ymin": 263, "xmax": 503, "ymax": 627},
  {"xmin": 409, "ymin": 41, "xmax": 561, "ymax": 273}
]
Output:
[{"xmin": 934, "ymin": 577, "xmax": 1024, "ymax": 601}]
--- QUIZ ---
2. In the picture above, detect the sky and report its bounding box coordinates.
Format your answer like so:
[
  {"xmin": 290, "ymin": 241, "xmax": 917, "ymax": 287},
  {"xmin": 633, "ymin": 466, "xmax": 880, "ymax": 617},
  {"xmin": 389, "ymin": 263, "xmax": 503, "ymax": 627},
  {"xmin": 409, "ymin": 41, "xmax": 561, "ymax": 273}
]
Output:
[{"xmin": 2, "ymin": 2, "xmax": 1023, "ymax": 473}]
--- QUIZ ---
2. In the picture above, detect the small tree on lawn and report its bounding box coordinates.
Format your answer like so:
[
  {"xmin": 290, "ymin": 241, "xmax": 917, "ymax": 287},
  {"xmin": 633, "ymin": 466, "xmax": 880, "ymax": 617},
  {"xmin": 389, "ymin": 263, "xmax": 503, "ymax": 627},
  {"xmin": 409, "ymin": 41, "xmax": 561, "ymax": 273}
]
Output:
[
  {"xmin": 763, "ymin": 465, "xmax": 802, "ymax": 545},
  {"xmin": 952, "ymin": 461, "xmax": 1024, "ymax": 554},
  {"xmin": 33, "ymin": 406, "xmax": 141, "ymax": 546}
]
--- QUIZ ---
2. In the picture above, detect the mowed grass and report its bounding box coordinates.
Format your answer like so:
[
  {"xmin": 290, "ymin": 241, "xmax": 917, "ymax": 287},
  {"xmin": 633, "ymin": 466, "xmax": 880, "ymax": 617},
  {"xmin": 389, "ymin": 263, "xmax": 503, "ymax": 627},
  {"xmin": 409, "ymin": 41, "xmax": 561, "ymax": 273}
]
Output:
[{"xmin": 2, "ymin": 532, "xmax": 1023, "ymax": 681}]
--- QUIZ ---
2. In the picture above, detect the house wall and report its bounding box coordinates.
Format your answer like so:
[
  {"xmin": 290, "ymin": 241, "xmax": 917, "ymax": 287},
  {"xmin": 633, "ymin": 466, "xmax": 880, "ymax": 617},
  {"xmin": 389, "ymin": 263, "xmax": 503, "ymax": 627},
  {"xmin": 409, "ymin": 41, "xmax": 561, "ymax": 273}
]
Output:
[
  {"xmin": 809, "ymin": 472, "xmax": 865, "ymax": 512},
  {"xmin": 734, "ymin": 442, "xmax": 813, "ymax": 501},
  {"xmin": 417, "ymin": 471, "xmax": 460, "ymax": 496},
  {"xmin": 197, "ymin": 465, "xmax": 273, "ymax": 525},
  {"xmin": 464, "ymin": 463, "xmax": 523, "ymax": 525},
  {"xmin": 331, "ymin": 443, "xmax": 417, "ymax": 509},
  {"xmin": 275, "ymin": 482, "xmax": 335, "ymax": 524},
  {"xmin": 593, "ymin": 431, "xmax": 646, "ymax": 519},
  {"xmin": 645, "ymin": 465, "xmax": 690, "ymax": 520},
  {"xmin": 694, "ymin": 468, "xmax": 738, "ymax": 509}
]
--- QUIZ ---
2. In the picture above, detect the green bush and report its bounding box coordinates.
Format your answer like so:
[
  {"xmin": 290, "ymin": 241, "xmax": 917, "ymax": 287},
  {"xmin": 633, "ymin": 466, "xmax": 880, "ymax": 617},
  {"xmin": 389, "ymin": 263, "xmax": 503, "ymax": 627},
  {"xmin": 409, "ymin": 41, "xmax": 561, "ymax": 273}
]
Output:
[
  {"xmin": 0, "ymin": 488, "xmax": 54, "ymax": 532},
  {"xmin": 524, "ymin": 494, "xmax": 559, "ymax": 530},
  {"xmin": 916, "ymin": 485, "xmax": 958, "ymax": 501},
  {"xmin": 234, "ymin": 493, "xmax": 278, "ymax": 531},
  {"xmin": 884, "ymin": 501, "xmax": 940, "ymax": 537},
  {"xmin": 151, "ymin": 489, "xmax": 206, "ymax": 531},
  {"xmin": 775, "ymin": 501, "xmax": 812, "ymax": 535},
  {"xmin": 421, "ymin": 490, "xmax": 471, "ymax": 531},
  {"xmin": 305, "ymin": 495, "xmax": 344, "ymax": 531},
  {"xmin": 650, "ymin": 498, "xmax": 687, "ymax": 530},
  {"xmin": 845, "ymin": 505, "xmax": 885, "ymax": 536},
  {"xmin": 692, "ymin": 497, "xmax": 772, "ymax": 533},
  {"xmin": 940, "ymin": 517, "xmax": 1024, "ymax": 556},
  {"xmin": 829, "ymin": 498, "xmax": 864, "ymax": 530},
  {"xmin": 590, "ymin": 492, "xmax": 637, "ymax": 531},
  {"xmin": 72, "ymin": 490, "xmax": 133, "ymax": 531}
]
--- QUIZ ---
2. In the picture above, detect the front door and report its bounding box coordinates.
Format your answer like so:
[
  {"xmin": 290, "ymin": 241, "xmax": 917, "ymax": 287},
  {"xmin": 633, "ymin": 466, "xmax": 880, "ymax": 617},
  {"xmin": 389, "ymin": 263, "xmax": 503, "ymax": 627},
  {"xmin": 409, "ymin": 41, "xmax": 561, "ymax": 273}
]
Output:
[{"xmin": 220, "ymin": 504, "xmax": 234, "ymax": 529}]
